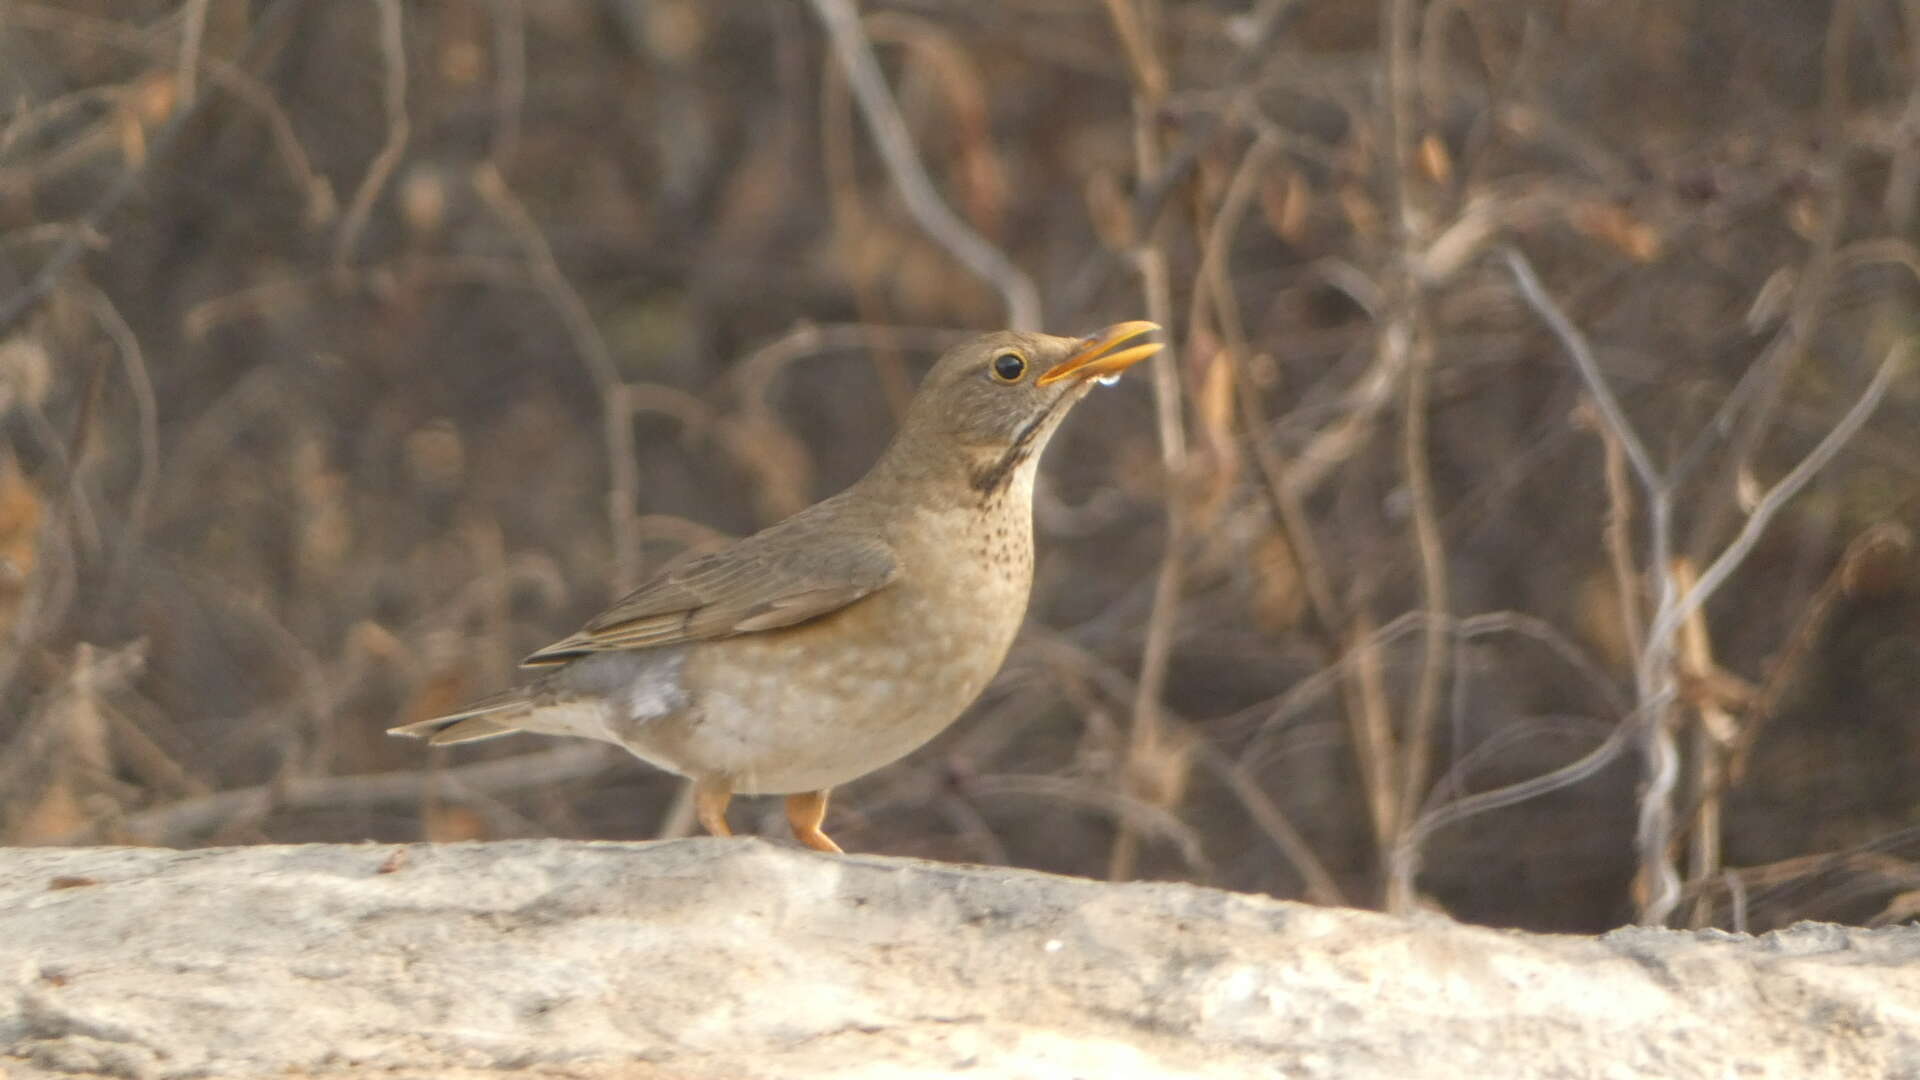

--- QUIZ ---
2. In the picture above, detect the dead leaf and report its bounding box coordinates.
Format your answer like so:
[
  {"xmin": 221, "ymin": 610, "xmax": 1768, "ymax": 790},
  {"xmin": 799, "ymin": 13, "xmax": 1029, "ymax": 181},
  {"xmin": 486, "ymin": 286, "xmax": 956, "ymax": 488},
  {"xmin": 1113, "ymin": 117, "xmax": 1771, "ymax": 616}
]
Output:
[
  {"xmin": 1418, "ymin": 133, "xmax": 1452, "ymax": 185},
  {"xmin": 1339, "ymin": 184, "xmax": 1381, "ymax": 239},
  {"xmin": 1249, "ymin": 532, "xmax": 1305, "ymax": 633},
  {"xmin": 1085, "ymin": 171, "xmax": 1135, "ymax": 251},
  {"xmin": 1571, "ymin": 202, "xmax": 1662, "ymax": 262},
  {"xmin": 1260, "ymin": 170, "xmax": 1312, "ymax": 245}
]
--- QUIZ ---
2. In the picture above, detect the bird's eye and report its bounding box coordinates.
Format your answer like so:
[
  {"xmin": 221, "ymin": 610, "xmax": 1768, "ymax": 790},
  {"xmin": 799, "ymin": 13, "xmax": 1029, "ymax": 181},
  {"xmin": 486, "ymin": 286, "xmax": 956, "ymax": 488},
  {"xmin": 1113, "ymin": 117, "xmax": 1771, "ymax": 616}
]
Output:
[{"xmin": 990, "ymin": 351, "xmax": 1027, "ymax": 383}]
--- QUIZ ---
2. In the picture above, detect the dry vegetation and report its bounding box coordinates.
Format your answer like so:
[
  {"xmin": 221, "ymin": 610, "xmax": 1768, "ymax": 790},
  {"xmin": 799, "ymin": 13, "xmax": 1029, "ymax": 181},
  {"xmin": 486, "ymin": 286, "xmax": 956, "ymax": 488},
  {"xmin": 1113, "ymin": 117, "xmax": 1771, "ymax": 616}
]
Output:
[{"xmin": 2, "ymin": 0, "xmax": 1917, "ymax": 934}]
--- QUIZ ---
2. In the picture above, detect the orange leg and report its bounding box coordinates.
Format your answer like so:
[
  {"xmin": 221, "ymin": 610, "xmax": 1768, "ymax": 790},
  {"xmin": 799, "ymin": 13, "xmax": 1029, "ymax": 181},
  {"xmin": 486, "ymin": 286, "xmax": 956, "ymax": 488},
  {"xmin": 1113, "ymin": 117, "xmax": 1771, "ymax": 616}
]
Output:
[
  {"xmin": 785, "ymin": 790, "xmax": 844, "ymax": 853},
  {"xmin": 695, "ymin": 779, "xmax": 734, "ymax": 838}
]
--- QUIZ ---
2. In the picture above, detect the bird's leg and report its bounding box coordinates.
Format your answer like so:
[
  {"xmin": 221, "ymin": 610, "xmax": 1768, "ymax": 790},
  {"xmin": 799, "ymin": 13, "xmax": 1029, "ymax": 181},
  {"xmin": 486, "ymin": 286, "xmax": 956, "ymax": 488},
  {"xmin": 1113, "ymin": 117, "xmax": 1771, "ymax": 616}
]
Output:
[
  {"xmin": 785, "ymin": 790, "xmax": 843, "ymax": 853},
  {"xmin": 694, "ymin": 778, "xmax": 734, "ymax": 838}
]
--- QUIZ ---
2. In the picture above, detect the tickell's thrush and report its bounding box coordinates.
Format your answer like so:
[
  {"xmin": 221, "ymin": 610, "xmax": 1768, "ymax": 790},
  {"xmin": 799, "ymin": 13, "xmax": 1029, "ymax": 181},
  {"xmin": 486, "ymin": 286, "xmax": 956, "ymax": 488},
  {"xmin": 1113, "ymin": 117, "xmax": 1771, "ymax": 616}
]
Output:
[{"xmin": 391, "ymin": 321, "xmax": 1164, "ymax": 852}]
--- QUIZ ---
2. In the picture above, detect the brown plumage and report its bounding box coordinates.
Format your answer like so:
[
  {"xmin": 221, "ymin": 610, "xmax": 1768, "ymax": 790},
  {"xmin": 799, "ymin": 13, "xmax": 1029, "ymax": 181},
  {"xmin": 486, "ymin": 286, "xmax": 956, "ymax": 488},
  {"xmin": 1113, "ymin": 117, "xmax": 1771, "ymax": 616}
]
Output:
[{"xmin": 390, "ymin": 322, "xmax": 1162, "ymax": 852}]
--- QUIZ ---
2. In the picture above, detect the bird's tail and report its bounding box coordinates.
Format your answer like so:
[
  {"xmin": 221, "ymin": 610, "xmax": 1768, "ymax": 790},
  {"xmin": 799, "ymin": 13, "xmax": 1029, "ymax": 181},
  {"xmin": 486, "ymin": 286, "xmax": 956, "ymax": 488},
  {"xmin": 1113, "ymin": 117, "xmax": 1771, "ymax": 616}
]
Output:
[{"xmin": 387, "ymin": 688, "xmax": 532, "ymax": 746}]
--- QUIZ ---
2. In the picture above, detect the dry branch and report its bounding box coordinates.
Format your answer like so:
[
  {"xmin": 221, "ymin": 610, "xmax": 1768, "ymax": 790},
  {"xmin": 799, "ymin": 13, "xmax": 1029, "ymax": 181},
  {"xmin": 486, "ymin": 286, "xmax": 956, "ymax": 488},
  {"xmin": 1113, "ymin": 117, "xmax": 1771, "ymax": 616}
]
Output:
[
  {"xmin": 1100, "ymin": 0, "xmax": 1192, "ymax": 884},
  {"xmin": 333, "ymin": 0, "xmax": 409, "ymax": 269},
  {"xmin": 51, "ymin": 744, "xmax": 619, "ymax": 846},
  {"xmin": 472, "ymin": 164, "xmax": 642, "ymax": 595},
  {"xmin": 807, "ymin": 0, "xmax": 1040, "ymax": 330},
  {"xmin": 1507, "ymin": 245, "xmax": 1907, "ymax": 925}
]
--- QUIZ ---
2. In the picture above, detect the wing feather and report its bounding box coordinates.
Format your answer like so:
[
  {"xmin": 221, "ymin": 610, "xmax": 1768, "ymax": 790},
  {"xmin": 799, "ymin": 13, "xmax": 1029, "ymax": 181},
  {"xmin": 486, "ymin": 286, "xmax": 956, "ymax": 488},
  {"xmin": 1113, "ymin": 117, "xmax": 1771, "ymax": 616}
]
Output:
[{"xmin": 522, "ymin": 501, "xmax": 898, "ymax": 666}]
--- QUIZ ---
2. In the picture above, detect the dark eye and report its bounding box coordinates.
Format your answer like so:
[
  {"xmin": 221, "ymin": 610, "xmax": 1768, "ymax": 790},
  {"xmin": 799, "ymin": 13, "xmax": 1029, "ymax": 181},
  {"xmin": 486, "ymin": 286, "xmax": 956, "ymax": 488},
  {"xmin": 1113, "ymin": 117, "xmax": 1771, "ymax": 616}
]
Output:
[{"xmin": 990, "ymin": 351, "xmax": 1027, "ymax": 382}]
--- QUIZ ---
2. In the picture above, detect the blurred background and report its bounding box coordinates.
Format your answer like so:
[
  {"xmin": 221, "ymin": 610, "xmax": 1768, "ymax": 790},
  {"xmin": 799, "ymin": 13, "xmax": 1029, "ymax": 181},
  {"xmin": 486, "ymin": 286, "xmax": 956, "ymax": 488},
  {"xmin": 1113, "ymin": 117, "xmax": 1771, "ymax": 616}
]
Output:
[{"xmin": 3, "ymin": 0, "xmax": 1917, "ymax": 934}]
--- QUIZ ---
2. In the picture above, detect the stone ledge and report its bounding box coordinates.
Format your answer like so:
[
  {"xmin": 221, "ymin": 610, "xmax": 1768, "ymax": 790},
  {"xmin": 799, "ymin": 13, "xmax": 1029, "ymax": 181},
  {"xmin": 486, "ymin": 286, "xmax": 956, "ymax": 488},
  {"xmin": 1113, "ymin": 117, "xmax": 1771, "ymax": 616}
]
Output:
[{"xmin": 2, "ymin": 839, "xmax": 1916, "ymax": 1079}]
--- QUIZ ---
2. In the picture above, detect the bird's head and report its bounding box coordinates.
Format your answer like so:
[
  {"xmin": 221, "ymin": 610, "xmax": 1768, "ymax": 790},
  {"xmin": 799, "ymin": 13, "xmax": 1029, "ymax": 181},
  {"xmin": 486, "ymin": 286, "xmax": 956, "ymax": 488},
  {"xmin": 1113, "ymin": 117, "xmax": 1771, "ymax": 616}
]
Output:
[{"xmin": 883, "ymin": 321, "xmax": 1163, "ymax": 498}]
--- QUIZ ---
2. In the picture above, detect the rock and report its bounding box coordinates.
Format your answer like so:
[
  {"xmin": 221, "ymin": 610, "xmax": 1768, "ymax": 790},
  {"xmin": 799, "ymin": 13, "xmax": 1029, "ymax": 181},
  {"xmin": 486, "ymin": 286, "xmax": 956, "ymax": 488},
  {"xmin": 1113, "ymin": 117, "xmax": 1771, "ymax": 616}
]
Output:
[{"xmin": 1, "ymin": 839, "xmax": 1916, "ymax": 1079}]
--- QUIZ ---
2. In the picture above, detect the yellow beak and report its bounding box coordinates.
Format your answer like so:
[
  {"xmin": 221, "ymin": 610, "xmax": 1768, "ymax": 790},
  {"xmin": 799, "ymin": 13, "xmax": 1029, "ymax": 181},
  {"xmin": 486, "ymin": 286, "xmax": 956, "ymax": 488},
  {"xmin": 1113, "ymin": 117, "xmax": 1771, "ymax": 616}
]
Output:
[{"xmin": 1035, "ymin": 320, "xmax": 1164, "ymax": 387}]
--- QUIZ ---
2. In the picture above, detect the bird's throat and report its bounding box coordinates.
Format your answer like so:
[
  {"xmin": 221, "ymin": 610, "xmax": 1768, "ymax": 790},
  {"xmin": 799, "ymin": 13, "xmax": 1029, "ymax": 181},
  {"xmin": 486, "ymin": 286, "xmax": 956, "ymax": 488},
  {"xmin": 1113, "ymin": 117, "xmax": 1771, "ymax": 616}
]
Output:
[{"xmin": 968, "ymin": 401, "xmax": 1066, "ymax": 497}]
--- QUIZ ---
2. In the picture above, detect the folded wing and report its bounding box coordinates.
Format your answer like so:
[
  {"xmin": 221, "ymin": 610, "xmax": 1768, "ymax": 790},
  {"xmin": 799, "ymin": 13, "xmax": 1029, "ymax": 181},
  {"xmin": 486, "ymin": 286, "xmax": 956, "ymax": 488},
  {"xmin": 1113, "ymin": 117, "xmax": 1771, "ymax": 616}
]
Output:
[{"xmin": 523, "ymin": 504, "xmax": 899, "ymax": 666}]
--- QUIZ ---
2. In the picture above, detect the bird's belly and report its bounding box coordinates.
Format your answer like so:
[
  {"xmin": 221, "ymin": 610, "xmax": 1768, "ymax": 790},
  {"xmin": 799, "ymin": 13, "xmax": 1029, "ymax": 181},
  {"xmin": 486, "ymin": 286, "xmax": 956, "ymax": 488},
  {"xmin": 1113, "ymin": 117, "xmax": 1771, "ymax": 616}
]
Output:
[
  {"xmin": 624, "ymin": 548, "xmax": 1029, "ymax": 794},
  {"xmin": 688, "ymin": 655, "xmax": 992, "ymax": 794}
]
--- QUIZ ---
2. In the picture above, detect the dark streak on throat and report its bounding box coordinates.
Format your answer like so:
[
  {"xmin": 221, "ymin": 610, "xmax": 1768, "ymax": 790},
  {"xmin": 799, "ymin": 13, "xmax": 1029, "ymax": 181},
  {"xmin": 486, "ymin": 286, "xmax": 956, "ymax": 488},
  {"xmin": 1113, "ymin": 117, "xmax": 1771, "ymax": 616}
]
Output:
[{"xmin": 968, "ymin": 396, "xmax": 1068, "ymax": 496}]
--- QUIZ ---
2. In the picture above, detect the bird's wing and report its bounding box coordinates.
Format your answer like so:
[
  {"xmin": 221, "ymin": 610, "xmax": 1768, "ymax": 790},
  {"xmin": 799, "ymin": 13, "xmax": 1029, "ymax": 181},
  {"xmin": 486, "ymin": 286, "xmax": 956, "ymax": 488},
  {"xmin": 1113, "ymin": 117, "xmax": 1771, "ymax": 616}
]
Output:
[{"xmin": 521, "ymin": 508, "xmax": 899, "ymax": 666}]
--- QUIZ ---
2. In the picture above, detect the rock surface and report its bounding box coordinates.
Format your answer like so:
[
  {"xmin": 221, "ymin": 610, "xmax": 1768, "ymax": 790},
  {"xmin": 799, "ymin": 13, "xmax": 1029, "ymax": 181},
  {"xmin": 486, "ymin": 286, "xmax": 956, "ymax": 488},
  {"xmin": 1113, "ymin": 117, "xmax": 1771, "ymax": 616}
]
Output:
[{"xmin": 1, "ymin": 839, "xmax": 1916, "ymax": 1079}]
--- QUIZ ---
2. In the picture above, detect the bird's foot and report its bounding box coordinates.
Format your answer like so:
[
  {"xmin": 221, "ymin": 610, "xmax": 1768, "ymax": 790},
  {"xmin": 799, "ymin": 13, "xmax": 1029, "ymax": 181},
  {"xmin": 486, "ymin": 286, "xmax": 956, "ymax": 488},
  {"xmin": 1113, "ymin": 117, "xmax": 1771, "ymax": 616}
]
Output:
[{"xmin": 785, "ymin": 790, "xmax": 844, "ymax": 853}]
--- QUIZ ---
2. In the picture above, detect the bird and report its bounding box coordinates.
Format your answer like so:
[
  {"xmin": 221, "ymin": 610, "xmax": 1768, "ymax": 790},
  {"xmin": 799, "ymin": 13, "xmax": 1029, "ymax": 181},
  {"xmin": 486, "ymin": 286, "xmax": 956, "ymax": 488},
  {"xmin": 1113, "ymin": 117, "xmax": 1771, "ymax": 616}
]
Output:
[{"xmin": 390, "ymin": 321, "xmax": 1163, "ymax": 853}]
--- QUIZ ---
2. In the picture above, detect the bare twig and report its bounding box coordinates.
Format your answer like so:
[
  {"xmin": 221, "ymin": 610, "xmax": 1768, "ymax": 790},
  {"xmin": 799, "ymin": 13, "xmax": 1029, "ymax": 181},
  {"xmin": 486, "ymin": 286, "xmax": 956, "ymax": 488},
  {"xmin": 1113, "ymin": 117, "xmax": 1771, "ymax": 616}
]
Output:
[
  {"xmin": 807, "ymin": 0, "xmax": 1040, "ymax": 330},
  {"xmin": 816, "ymin": 25, "xmax": 929, "ymax": 417},
  {"xmin": 1724, "ymin": 868, "xmax": 1749, "ymax": 933},
  {"xmin": 1195, "ymin": 743, "xmax": 1347, "ymax": 906},
  {"xmin": 1387, "ymin": 314, "xmax": 1450, "ymax": 914},
  {"xmin": 1672, "ymin": 558, "xmax": 1736, "ymax": 928},
  {"xmin": 1684, "ymin": 2, "xmax": 1852, "ymax": 551},
  {"xmin": 472, "ymin": 163, "xmax": 642, "ymax": 594},
  {"xmin": 1343, "ymin": 612, "xmax": 1399, "ymax": 856},
  {"xmin": 0, "ymin": 509, "xmax": 77, "ymax": 724},
  {"xmin": 1394, "ymin": 711, "xmax": 1638, "ymax": 885},
  {"xmin": 488, "ymin": 0, "xmax": 526, "ymax": 165},
  {"xmin": 80, "ymin": 287, "xmax": 159, "ymax": 599},
  {"xmin": 1194, "ymin": 132, "xmax": 1343, "ymax": 647},
  {"xmin": 1504, "ymin": 245, "xmax": 1678, "ymax": 921},
  {"xmin": 1507, "ymin": 244, "xmax": 1906, "ymax": 924},
  {"xmin": 1101, "ymin": 0, "xmax": 1190, "ymax": 882},
  {"xmin": 177, "ymin": 0, "xmax": 210, "ymax": 107},
  {"xmin": 1280, "ymin": 359, "xmax": 1404, "ymax": 501},
  {"xmin": 51, "ymin": 744, "xmax": 618, "ymax": 845},
  {"xmin": 1646, "ymin": 345, "xmax": 1904, "ymax": 658},
  {"xmin": 1734, "ymin": 523, "xmax": 1913, "ymax": 779},
  {"xmin": 1502, "ymin": 250, "xmax": 1660, "ymax": 488},
  {"xmin": 1186, "ymin": 132, "xmax": 1278, "ymax": 359},
  {"xmin": 1099, "ymin": 0, "xmax": 1167, "ymax": 100},
  {"xmin": 0, "ymin": 0, "xmax": 327, "ymax": 334},
  {"xmin": 11, "ymin": 2, "xmax": 331, "ymax": 214},
  {"xmin": 1589, "ymin": 402, "xmax": 1645, "ymax": 662},
  {"xmin": 730, "ymin": 322, "xmax": 968, "ymax": 407},
  {"xmin": 1125, "ymin": 0, "xmax": 1306, "ymax": 236},
  {"xmin": 1370, "ymin": 0, "xmax": 1457, "ymax": 915},
  {"xmin": 1384, "ymin": 608, "xmax": 1633, "ymax": 905},
  {"xmin": 1886, "ymin": 0, "xmax": 1920, "ymax": 230},
  {"xmin": 1030, "ymin": 622, "xmax": 1340, "ymax": 904},
  {"xmin": 334, "ymin": 0, "xmax": 409, "ymax": 268},
  {"xmin": 969, "ymin": 773, "xmax": 1210, "ymax": 875},
  {"xmin": 0, "ymin": 86, "xmax": 120, "ymax": 158}
]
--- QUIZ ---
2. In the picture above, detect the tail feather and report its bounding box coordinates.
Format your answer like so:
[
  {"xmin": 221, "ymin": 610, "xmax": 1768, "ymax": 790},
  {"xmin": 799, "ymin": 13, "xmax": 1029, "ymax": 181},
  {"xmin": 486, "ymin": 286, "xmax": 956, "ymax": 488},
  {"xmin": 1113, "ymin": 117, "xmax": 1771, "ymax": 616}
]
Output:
[{"xmin": 387, "ymin": 689, "xmax": 531, "ymax": 746}]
